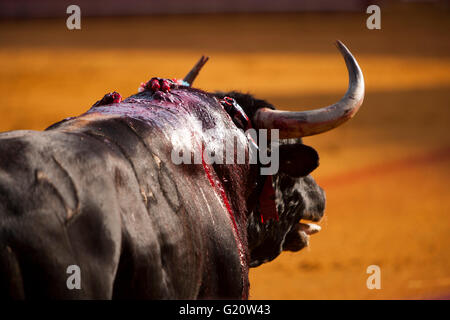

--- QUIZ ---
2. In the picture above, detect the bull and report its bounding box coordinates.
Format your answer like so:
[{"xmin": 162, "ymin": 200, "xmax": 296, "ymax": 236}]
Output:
[{"xmin": 0, "ymin": 41, "xmax": 364, "ymax": 299}]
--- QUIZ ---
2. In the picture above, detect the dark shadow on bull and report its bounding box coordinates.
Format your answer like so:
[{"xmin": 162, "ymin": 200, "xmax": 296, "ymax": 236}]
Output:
[{"xmin": 0, "ymin": 41, "xmax": 364, "ymax": 299}]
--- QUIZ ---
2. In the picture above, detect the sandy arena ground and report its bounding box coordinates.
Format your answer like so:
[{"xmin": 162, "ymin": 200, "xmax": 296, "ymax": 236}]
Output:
[{"xmin": 0, "ymin": 2, "xmax": 449, "ymax": 299}]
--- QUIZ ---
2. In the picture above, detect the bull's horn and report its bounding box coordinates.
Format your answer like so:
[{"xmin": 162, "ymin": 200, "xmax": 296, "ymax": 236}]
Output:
[
  {"xmin": 183, "ymin": 55, "xmax": 209, "ymax": 86},
  {"xmin": 252, "ymin": 40, "xmax": 365, "ymax": 138}
]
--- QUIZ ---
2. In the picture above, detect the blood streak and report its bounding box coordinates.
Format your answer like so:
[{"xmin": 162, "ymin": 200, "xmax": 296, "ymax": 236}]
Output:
[{"xmin": 200, "ymin": 145, "xmax": 245, "ymax": 266}]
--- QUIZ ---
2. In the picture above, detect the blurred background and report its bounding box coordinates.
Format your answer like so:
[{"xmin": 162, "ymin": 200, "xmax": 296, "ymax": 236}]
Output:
[{"xmin": 0, "ymin": 0, "xmax": 449, "ymax": 299}]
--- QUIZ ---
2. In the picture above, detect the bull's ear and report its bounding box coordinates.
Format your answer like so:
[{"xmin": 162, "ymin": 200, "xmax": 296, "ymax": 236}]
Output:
[{"xmin": 278, "ymin": 143, "xmax": 319, "ymax": 177}]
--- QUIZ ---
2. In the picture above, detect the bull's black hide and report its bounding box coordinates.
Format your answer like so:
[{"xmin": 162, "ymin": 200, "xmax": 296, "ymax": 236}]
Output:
[{"xmin": 0, "ymin": 86, "xmax": 325, "ymax": 299}]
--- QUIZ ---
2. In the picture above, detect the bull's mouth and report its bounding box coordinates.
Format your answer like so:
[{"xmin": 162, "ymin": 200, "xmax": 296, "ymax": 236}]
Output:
[{"xmin": 282, "ymin": 219, "xmax": 322, "ymax": 252}]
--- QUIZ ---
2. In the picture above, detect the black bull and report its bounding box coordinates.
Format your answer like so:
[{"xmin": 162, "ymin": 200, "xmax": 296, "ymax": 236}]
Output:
[
  {"xmin": 0, "ymin": 42, "xmax": 364, "ymax": 299},
  {"xmin": 0, "ymin": 86, "xmax": 325, "ymax": 299}
]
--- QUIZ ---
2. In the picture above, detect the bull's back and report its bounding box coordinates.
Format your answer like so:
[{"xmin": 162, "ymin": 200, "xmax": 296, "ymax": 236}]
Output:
[
  {"xmin": 52, "ymin": 115, "xmax": 247, "ymax": 299},
  {"xmin": 0, "ymin": 117, "xmax": 246, "ymax": 299}
]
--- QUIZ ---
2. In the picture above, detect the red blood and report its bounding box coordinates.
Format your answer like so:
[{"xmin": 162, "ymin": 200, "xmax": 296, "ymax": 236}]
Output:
[
  {"xmin": 111, "ymin": 92, "xmax": 122, "ymax": 103},
  {"xmin": 223, "ymin": 97, "xmax": 234, "ymax": 105},
  {"xmin": 200, "ymin": 145, "xmax": 245, "ymax": 267},
  {"xmin": 161, "ymin": 80, "xmax": 171, "ymax": 92},
  {"xmin": 150, "ymin": 79, "xmax": 160, "ymax": 91}
]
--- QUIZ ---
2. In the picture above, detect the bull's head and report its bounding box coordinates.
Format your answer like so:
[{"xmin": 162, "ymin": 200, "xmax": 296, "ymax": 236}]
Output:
[{"xmin": 188, "ymin": 41, "xmax": 364, "ymax": 267}]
